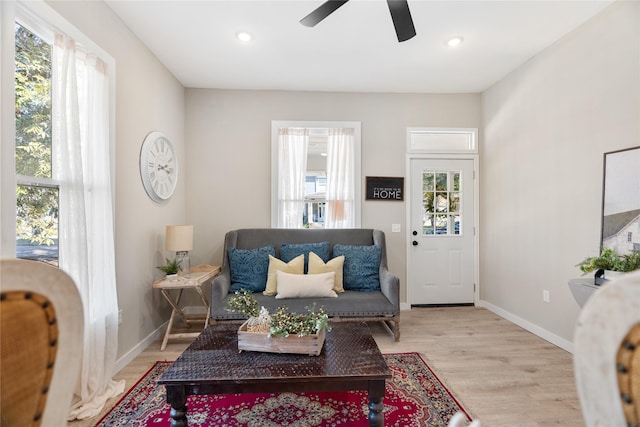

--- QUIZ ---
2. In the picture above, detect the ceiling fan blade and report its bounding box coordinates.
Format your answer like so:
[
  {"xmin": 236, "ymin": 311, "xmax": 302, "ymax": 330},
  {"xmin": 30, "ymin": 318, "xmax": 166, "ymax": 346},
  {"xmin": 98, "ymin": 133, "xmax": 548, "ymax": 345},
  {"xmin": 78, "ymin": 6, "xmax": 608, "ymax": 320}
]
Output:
[
  {"xmin": 387, "ymin": 0, "xmax": 416, "ymax": 42},
  {"xmin": 300, "ymin": 0, "xmax": 350, "ymax": 27}
]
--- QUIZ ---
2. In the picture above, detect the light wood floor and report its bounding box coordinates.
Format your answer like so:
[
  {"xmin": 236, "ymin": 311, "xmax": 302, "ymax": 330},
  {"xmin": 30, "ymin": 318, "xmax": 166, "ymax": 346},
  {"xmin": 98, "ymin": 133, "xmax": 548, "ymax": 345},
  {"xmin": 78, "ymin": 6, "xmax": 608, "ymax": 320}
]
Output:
[{"xmin": 68, "ymin": 307, "xmax": 584, "ymax": 427}]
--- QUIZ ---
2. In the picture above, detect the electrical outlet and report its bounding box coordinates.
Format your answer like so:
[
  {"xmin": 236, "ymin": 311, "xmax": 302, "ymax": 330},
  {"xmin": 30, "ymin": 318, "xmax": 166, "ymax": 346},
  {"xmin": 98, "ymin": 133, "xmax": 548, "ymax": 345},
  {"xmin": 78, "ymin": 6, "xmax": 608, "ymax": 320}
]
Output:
[
  {"xmin": 391, "ymin": 224, "xmax": 401, "ymax": 233},
  {"xmin": 543, "ymin": 290, "xmax": 550, "ymax": 303},
  {"xmin": 118, "ymin": 309, "xmax": 123, "ymax": 324}
]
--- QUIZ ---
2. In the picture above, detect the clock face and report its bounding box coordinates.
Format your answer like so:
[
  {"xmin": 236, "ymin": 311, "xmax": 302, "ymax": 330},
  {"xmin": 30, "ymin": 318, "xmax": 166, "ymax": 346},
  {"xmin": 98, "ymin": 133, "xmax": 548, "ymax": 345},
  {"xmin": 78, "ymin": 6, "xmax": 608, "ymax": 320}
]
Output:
[{"xmin": 139, "ymin": 132, "xmax": 178, "ymax": 202}]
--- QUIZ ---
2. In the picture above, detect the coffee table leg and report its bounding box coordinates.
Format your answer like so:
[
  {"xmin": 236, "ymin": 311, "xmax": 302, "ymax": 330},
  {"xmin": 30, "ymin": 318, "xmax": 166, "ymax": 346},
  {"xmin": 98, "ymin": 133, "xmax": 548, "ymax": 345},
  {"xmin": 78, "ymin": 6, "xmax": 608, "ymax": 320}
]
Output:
[
  {"xmin": 165, "ymin": 385, "xmax": 188, "ymax": 427},
  {"xmin": 368, "ymin": 379, "xmax": 386, "ymax": 427}
]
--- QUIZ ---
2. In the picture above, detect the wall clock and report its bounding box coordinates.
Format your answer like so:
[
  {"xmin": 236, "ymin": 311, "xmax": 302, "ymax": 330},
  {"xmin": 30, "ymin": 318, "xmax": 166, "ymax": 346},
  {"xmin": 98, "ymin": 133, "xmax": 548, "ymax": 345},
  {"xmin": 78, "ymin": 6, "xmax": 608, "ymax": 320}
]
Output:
[{"xmin": 139, "ymin": 131, "xmax": 178, "ymax": 203}]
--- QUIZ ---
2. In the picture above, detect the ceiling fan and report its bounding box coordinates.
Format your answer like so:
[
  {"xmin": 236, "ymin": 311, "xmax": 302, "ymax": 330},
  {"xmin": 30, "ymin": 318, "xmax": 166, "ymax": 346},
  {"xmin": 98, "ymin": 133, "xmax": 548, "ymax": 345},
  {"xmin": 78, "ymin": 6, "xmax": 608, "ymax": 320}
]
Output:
[{"xmin": 300, "ymin": 0, "xmax": 417, "ymax": 43}]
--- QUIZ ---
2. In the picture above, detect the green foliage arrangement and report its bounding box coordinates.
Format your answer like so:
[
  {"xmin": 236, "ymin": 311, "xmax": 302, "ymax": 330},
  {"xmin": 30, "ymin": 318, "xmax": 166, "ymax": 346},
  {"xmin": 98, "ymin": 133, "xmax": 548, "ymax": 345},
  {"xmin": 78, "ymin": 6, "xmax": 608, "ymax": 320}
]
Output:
[
  {"xmin": 269, "ymin": 304, "xmax": 331, "ymax": 338},
  {"xmin": 226, "ymin": 289, "xmax": 260, "ymax": 318},
  {"xmin": 226, "ymin": 289, "xmax": 331, "ymax": 337},
  {"xmin": 157, "ymin": 258, "xmax": 183, "ymax": 275},
  {"xmin": 577, "ymin": 248, "xmax": 640, "ymax": 274}
]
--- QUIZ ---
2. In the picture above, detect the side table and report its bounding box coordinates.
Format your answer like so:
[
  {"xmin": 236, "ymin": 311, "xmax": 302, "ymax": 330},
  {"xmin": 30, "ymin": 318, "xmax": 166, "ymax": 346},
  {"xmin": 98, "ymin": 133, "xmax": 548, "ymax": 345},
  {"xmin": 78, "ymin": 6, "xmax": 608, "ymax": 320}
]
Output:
[{"xmin": 153, "ymin": 264, "xmax": 221, "ymax": 350}]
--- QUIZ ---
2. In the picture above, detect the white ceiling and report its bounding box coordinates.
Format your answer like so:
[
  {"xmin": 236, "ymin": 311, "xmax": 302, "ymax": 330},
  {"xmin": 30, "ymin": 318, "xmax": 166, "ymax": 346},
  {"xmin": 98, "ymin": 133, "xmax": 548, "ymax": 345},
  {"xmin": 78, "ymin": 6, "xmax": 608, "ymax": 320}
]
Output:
[{"xmin": 105, "ymin": 0, "xmax": 614, "ymax": 93}]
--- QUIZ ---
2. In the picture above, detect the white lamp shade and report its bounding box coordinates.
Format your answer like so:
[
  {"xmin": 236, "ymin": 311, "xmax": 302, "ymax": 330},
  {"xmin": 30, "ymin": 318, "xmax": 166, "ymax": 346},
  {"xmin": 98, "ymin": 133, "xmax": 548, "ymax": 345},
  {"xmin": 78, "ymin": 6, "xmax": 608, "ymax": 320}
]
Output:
[{"xmin": 166, "ymin": 225, "xmax": 193, "ymax": 252}]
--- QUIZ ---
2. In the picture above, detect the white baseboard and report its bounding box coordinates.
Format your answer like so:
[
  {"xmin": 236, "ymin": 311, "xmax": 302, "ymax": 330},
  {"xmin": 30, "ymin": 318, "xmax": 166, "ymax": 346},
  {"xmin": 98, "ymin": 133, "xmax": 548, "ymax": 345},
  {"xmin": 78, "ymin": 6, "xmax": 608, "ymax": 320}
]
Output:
[
  {"xmin": 113, "ymin": 322, "xmax": 166, "ymax": 375},
  {"xmin": 400, "ymin": 302, "xmax": 411, "ymax": 311},
  {"xmin": 477, "ymin": 300, "xmax": 574, "ymax": 354},
  {"xmin": 113, "ymin": 306, "xmax": 208, "ymax": 374}
]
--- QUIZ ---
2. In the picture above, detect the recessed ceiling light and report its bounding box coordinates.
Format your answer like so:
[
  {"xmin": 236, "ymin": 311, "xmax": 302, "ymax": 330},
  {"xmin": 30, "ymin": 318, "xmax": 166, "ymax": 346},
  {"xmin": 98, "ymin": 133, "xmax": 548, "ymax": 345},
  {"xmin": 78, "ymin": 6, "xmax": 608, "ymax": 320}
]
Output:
[
  {"xmin": 237, "ymin": 32, "xmax": 252, "ymax": 42},
  {"xmin": 447, "ymin": 36, "xmax": 464, "ymax": 48}
]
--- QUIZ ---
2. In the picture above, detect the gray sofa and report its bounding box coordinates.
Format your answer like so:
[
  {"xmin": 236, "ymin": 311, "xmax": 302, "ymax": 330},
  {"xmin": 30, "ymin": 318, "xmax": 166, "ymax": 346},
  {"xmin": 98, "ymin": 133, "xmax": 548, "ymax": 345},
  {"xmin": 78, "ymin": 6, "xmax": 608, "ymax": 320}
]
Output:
[{"xmin": 210, "ymin": 228, "xmax": 400, "ymax": 341}]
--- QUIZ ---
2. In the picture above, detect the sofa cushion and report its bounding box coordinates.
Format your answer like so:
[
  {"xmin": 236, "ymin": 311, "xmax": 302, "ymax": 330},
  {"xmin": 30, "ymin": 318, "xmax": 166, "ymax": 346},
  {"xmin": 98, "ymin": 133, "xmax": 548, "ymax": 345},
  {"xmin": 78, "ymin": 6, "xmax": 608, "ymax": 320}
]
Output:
[
  {"xmin": 280, "ymin": 242, "xmax": 330, "ymax": 273},
  {"xmin": 308, "ymin": 252, "xmax": 345, "ymax": 293},
  {"xmin": 333, "ymin": 244, "xmax": 381, "ymax": 291},
  {"xmin": 212, "ymin": 290, "xmax": 396, "ymax": 320},
  {"xmin": 263, "ymin": 254, "xmax": 304, "ymax": 296},
  {"xmin": 228, "ymin": 245, "xmax": 275, "ymax": 292},
  {"xmin": 275, "ymin": 271, "xmax": 337, "ymax": 299}
]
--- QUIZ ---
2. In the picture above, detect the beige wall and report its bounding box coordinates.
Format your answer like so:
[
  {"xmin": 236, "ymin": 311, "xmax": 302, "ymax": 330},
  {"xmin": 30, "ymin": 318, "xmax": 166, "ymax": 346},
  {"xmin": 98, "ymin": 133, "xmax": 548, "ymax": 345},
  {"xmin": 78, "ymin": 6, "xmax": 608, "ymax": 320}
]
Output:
[
  {"xmin": 47, "ymin": 1, "xmax": 187, "ymax": 361},
  {"xmin": 39, "ymin": 0, "xmax": 639, "ymax": 365},
  {"xmin": 185, "ymin": 90, "xmax": 481, "ymax": 304},
  {"xmin": 481, "ymin": 0, "xmax": 640, "ymax": 348}
]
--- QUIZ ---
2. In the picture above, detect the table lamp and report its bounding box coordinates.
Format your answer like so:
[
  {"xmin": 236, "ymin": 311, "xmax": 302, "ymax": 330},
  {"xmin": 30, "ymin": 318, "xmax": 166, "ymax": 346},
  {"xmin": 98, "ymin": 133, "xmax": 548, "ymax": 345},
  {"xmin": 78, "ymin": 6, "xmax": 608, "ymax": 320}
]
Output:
[{"xmin": 166, "ymin": 225, "xmax": 193, "ymax": 278}]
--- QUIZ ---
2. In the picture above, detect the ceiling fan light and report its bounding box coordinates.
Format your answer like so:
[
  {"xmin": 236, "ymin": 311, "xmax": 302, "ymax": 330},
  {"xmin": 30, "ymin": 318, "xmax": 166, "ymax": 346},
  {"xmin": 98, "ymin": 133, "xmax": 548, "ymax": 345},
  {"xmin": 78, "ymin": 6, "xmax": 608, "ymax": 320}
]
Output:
[
  {"xmin": 236, "ymin": 31, "xmax": 252, "ymax": 42},
  {"xmin": 447, "ymin": 36, "xmax": 463, "ymax": 48}
]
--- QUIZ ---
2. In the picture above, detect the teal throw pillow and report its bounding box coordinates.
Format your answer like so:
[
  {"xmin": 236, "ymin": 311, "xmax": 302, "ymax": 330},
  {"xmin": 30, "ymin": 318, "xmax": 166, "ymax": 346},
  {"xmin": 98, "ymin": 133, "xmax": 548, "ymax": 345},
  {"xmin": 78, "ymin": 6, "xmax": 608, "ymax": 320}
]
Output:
[
  {"xmin": 333, "ymin": 244, "xmax": 381, "ymax": 291},
  {"xmin": 228, "ymin": 245, "xmax": 275, "ymax": 292},
  {"xmin": 280, "ymin": 242, "xmax": 330, "ymax": 273}
]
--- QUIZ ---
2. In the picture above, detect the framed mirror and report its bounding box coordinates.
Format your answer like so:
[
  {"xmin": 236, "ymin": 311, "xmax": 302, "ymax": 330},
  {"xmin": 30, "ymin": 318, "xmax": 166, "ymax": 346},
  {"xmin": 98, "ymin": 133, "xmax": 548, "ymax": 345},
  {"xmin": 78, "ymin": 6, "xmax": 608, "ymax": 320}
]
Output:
[{"xmin": 601, "ymin": 146, "xmax": 640, "ymax": 254}]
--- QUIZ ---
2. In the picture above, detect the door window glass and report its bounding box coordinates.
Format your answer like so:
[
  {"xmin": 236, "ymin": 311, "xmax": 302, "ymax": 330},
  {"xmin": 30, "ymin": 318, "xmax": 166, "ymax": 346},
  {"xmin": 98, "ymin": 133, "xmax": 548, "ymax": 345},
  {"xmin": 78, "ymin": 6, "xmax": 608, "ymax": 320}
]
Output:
[{"xmin": 422, "ymin": 169, "xmax": 462, "ymax": 236}]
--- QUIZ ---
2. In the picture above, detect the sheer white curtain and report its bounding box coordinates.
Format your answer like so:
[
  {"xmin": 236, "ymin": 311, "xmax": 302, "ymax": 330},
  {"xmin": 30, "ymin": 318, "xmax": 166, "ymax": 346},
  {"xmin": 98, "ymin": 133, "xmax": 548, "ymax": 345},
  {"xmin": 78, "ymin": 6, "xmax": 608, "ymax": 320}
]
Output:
[
  {"xmin": 277, "ymin": 128, "xmax": 309, "ymax": 228},
  {"xmin": 325, "ymin": 128, "xmax": 355, "ymax": 228},
  {"xmin": 53, "ymin": 33, "xmax": 124, "ymax": 420}
]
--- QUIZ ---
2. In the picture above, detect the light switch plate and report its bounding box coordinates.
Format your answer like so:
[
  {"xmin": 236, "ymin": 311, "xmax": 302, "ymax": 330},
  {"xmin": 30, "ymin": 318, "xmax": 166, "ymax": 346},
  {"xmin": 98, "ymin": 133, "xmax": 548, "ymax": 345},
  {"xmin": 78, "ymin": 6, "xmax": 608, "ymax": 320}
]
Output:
[{"xmin": 392, "ymin": 224, "xmax": 401, "ymax": 233}]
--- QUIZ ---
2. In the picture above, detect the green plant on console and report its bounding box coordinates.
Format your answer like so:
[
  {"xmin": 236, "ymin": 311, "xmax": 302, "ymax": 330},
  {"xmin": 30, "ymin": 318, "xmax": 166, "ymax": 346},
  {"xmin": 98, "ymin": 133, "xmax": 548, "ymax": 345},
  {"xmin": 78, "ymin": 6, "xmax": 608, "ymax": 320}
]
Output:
[
  {"xmin": 577, "ymin": 248, "xmax": 640, "ymax": 274},
  {"xmin": 156, "ymin": 258, "xmax": 182, "ymax": 275}
]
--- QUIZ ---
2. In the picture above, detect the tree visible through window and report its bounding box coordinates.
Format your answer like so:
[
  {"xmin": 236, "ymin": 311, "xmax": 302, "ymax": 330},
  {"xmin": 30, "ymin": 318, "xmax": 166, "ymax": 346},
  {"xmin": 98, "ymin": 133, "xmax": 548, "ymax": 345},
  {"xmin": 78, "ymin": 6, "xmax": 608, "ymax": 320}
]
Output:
[{"xmin": 15, "ymin": 23, "xmax": 59, "ymax": 264}]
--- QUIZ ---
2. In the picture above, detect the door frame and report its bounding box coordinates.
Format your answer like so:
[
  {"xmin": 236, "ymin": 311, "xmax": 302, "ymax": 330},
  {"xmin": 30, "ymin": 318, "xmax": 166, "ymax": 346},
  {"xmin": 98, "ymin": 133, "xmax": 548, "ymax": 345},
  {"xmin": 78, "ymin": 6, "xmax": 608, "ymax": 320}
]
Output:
[{"xmin": 405, "ymin": 129, "xmax": 480, "ymax": 307}]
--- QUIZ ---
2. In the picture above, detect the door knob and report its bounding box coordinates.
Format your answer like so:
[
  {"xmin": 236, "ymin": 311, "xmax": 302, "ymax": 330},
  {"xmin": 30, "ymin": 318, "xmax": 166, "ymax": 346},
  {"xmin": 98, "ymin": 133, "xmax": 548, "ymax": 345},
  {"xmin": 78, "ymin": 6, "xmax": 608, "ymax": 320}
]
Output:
[
  {"xmin": 412, "ymin": 240, "xmax": 418, "ymax": 246},
  {"xmin": 412, "ymin": 231, "xmax": 417, "ymax": 236}
]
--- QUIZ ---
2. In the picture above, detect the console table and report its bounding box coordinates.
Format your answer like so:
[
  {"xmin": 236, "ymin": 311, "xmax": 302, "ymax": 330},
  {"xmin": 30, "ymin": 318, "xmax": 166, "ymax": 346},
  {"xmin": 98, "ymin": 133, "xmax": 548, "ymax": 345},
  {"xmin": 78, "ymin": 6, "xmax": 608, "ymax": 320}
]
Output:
[
  {"xmin": 153, "ymin": 264, "xmax": 220, "ymax": 350},
  {"xmin": 568, "ymin": 277, "xmax": 601, "ymax": 308}
]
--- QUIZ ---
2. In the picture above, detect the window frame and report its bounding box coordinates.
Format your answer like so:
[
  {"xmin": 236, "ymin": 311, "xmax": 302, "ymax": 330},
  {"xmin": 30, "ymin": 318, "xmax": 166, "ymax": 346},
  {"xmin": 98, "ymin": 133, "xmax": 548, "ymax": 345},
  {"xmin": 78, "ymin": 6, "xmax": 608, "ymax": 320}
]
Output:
[
  {"xmin": 1, "ymin": 0, "xmax": 116, "ymax": 259},
  {"xmin": 270, "ymin": 120, "xmax": 362, "ymax": 228},
  {"xmin": 14, "ymin": 19, "xmax": 59, "ymax": 260}
]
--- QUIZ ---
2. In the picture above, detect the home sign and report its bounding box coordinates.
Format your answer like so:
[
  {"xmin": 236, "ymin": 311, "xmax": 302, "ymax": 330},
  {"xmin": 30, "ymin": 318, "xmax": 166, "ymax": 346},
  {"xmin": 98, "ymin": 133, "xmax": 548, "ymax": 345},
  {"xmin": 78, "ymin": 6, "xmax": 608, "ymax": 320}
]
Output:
[{"xmin": 366, "ymin": 176, "xmax": 404, "ymax": 201}]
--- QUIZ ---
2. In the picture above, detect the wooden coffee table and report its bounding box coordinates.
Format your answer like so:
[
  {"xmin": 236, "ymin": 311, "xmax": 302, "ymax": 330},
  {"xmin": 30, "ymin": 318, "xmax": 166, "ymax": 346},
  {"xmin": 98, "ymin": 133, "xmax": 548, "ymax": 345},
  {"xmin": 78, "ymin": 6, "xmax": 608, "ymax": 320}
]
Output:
[{"xmin": 158, "ymin": 322, "xmax": 391, "ymax": 426}]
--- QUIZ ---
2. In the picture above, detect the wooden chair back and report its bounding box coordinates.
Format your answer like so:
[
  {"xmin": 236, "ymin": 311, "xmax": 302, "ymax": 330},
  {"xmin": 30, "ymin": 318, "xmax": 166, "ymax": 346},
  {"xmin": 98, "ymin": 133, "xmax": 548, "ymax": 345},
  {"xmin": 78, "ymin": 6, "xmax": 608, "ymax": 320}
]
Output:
[
  {"xmin": 1, "ymin": 259, "xmax": 83, "ymax": 426},
  {"xmin": 617, "ymin": 322, "xmax": 640, "ymax": 426},
  {"xmin": 574, "ymin": 270, "xmax": 640, "ymax": 426}
]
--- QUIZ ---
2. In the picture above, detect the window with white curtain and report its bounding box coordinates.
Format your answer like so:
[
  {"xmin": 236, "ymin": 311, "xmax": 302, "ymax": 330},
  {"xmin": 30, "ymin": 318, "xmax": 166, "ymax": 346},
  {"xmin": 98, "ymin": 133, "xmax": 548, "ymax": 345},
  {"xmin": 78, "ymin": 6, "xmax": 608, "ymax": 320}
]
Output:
[
  {"xmin": 277, "ymin": 127, "xmax": 309, "ymax": 228},
  {"xmin": 271, "ymin": 121, "xmax": 361, "ymax": 228},
  {"xmin": 2, "ymin": 2, "xmax": 124, "ymax": 419},
  {"xmin": 14, "ymin": 22, "xmax": 58, "ymax": 263}
]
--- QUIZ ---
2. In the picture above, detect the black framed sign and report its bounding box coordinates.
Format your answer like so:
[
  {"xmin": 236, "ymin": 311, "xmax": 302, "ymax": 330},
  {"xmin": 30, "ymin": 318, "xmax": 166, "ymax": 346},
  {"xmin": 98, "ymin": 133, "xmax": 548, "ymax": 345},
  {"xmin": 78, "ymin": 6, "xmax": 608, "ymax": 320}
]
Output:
[{"xmin": 366, "ymin": 176, "xmax": 404, "ymax": 201}]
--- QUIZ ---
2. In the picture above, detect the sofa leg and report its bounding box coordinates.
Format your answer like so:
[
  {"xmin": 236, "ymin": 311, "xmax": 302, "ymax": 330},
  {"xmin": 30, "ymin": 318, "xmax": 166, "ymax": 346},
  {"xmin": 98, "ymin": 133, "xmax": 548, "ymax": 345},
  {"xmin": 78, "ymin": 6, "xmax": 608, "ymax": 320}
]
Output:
[
  {"xmin": 381, "ymin": 317, "xmax": 400, "ymax": 341},
  {"xmin": 393, "ymin": 316, "xmax": 400, "ymax": 342}
]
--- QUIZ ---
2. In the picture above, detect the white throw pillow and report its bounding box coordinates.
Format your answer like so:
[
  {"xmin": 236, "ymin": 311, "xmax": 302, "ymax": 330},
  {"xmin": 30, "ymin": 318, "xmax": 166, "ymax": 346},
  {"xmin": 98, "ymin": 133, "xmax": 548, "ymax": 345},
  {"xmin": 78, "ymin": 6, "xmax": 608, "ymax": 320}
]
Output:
[{"xmin": 275, "ymin": 271, "xmax": 338, "ymax": 299}]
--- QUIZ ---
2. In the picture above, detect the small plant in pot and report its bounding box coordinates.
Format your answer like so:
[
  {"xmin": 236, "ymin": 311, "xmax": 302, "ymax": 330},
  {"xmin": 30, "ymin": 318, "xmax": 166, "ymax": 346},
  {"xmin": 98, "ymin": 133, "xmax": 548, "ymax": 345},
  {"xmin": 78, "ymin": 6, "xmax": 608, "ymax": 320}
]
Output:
[
  {"xmin": 577, "ymin": 247, "xmax": 640, "ymax": 277},
  {"xmin": 157, "ymin": 258, "xmax": 183, "ymax": 278}
]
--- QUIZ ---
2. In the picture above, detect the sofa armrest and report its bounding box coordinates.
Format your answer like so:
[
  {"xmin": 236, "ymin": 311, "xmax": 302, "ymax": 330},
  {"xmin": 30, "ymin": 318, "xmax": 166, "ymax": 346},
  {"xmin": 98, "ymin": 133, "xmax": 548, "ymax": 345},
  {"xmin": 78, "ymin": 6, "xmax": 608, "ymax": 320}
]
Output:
[
  {"xmin": 379, "ymin": 267, "xmax": 400, "ymax": 312},
  {"xmin": 210, "ymin": 270, "xmax": 231, "ymax": 313}
]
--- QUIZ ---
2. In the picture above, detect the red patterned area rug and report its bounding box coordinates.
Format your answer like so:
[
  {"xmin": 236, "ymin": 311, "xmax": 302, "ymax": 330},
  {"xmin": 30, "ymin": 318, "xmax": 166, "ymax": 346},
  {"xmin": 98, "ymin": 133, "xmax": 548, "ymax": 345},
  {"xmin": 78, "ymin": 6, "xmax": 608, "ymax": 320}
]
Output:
[{"xmin": 96, "ymin": 352, "xmax": 470, "ymax": 427}]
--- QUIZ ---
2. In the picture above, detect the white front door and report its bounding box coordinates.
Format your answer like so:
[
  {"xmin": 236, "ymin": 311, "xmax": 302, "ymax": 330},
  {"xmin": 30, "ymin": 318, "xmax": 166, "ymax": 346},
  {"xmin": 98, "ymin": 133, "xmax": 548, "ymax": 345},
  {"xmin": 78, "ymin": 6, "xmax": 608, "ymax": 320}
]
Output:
[{"xmin": 409, "ymin": 158, "xmax": 476, "ymax": 305}]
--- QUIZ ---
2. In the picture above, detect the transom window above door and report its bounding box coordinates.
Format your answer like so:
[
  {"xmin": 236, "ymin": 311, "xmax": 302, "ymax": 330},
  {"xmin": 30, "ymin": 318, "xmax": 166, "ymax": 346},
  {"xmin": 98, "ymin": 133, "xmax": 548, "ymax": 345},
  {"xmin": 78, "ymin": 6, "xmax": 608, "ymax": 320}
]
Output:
[{"xmin": 271, "ymin": 121, "xmax": 361, "ymax": 229}]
